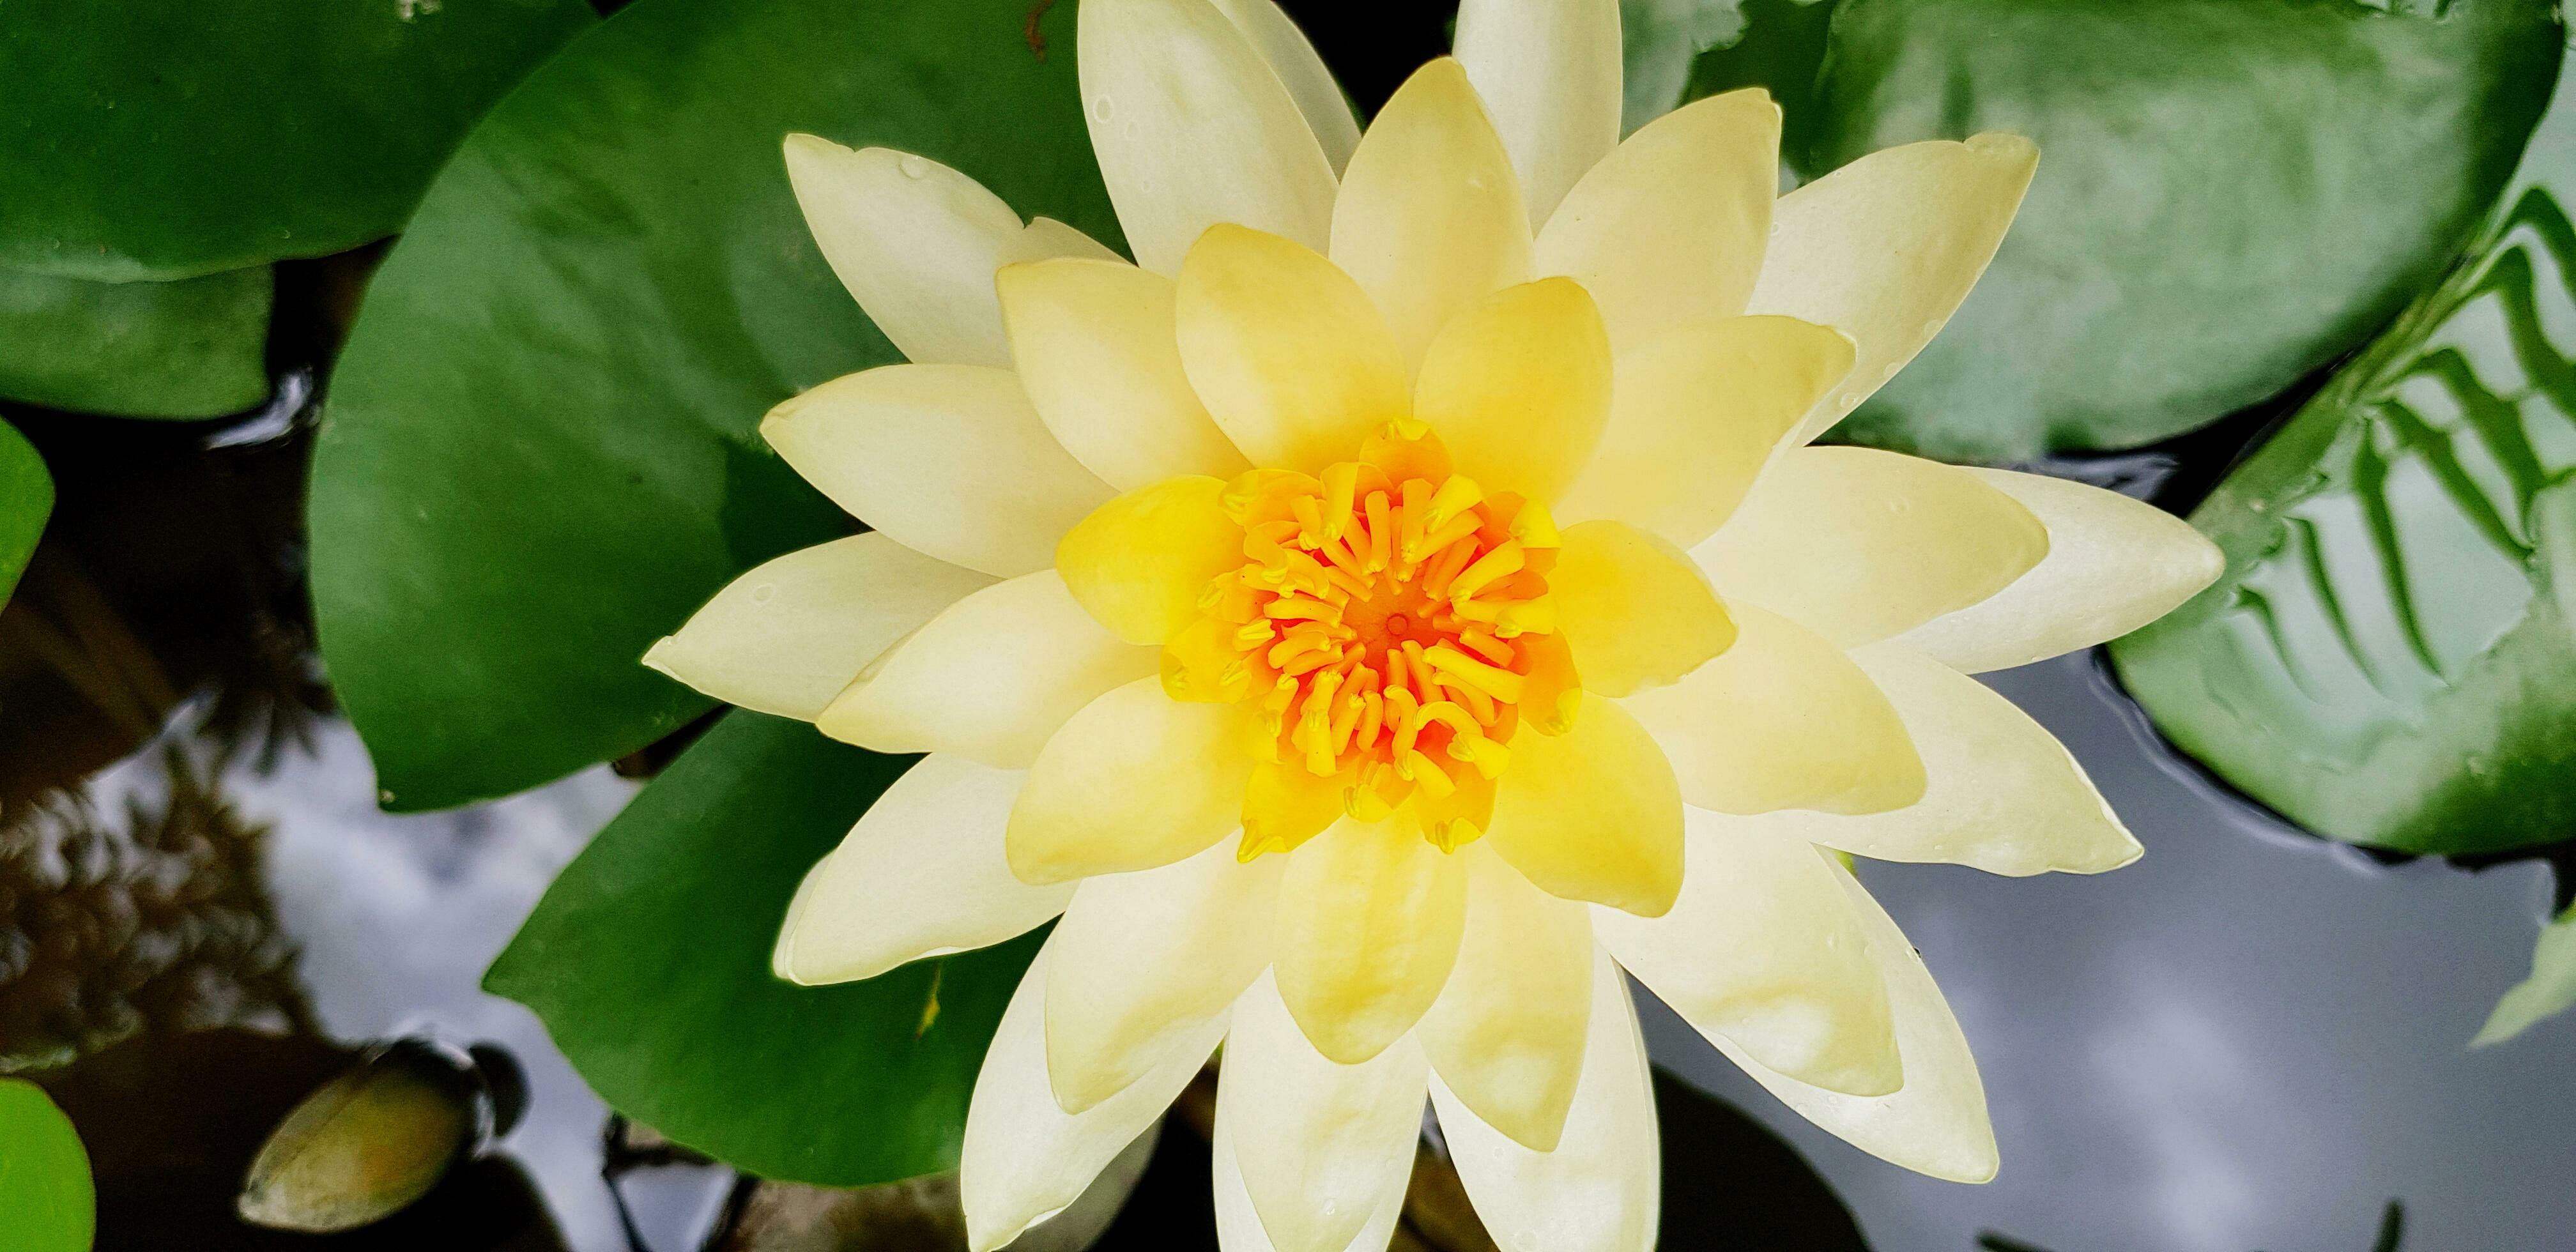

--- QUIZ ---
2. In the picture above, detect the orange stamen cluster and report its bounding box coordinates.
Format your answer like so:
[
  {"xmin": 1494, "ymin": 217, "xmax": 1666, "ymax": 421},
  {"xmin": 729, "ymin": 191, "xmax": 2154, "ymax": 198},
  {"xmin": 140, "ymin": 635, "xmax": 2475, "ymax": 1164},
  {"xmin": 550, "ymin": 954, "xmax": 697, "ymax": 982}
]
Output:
[{"xmin": 1163, "ymin": 423, "xmax": 1581, "ymax": 859}]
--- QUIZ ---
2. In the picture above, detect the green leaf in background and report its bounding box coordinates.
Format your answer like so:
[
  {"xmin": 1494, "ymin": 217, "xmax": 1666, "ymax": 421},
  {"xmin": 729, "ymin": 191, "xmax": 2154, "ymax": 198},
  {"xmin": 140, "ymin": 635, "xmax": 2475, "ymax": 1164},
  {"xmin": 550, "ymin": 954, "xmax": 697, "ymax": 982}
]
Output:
[
  {"xmin": 1625, "ymin": 0, "xmax": 1835, "ymax": 149},
  {"xmin": 1805, "ymin": 0, "xmax": 2561, "ymax": 462},
  {"xmin": 309, "ymin": 0, "xmax": 1122, "ymax": 811},
  {"xmin": 486, "ymin": 712, "xmax": 1038, "ymax": 1186},
  {"xmin": 0, "ymin": 267, "xmax": 272, "ymax": 419},
  {"xmin": 2113, "ymin": 56, "xmax": 2576, "ymax": 857},
  {"xmin": 0, "ymin": 1078, "xmax": 95, "ymax": 1252},
  {"xmin": 0, "ymin": 0, "xmax": 595, "ymax": 283},
  {"xmin": 2474, "ymin": 902, "xmax": 2576, "ymax": 1046},
  {"xmin": 0, "ymin": 418, "xmax": 52, "ymax": 607}
]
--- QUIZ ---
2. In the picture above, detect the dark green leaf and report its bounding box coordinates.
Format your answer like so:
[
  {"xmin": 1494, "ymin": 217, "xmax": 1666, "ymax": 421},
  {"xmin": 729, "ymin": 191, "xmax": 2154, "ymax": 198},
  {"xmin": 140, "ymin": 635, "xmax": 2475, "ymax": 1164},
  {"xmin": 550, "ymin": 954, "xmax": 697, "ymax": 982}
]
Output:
[
  {"xmin": 1650, "ymin": 0, "xmax": 1839, "ymax": 156},
  {"xmin": 1808, "ymin": 0, "xmax": 2561, "ymax": 461},
  {"xmin": 0, "ymin": 418, "xmax": 51, "ymax": 607},
  {"xmin": 484, "ymin": 712, "xmax": 1039, "ymax": 1186},
  {"xmin": 2113, "ymin": 62, "xmax": 2576, "ymax": 856},
  {"xmin": 0, "ymin": 0, "xmax": 595, "ymax": 282},
  {"xmin": 0, "ymin": 266, "xmax": 271, "ymax": 419},
  {"xmin": 0, "ymin": 1078, "xmax": 95, "ymax": 1252},
  {"xmin": 309, "ymin": 0, "xmax": 1120, "ymax": 811}
]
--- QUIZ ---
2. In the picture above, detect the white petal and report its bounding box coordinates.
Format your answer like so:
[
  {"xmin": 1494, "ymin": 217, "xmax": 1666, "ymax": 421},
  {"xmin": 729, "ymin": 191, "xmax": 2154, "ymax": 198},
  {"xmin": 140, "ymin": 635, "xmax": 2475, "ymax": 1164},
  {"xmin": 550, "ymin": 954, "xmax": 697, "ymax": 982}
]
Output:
[
  {"xmin": 1220, "ymin": 972, "xmax": 1428, "ymax": 1252},
  {"xmin": 772, "ymin": 755, "xmax": 1071, "ymax": 985},
  {"xmin": 962, "ymin": 943, "xmax": 1224, "ymax": 1252},
  {"xmin": 783, "ymin": 137, "xmax": 1108, "ymax": 366},
  {"xmin": 1761, "ymin": 643, "xmax": 2142, "ymax": 876},
  {"xmin": 1451, "ymin": 0, "xmax": 1625, "ymax": 227},
  {"xmin": 1749, "ymin": 134, "xmax": 2039, "ymax": 446},
  {"xmin": 1430, "ymin": 944, "xmax": 1659, "ymax": 1252},
  {"xmin": 1045, "ymin": 841, "xmax": 1284, "ymax": 1113},
  {"xmin": 1894, "ymin": 469, "xmax": 2224, "ymax": 673},
  {"xmin": 1207, "ymin": 0, "xmax": 1361, "ymax": 172},
  {"xmin": 1594, "ymin": 811, "xmax": 1898, "ymax": 1096},
  {"xmin": 1710, "ymin": 867, "xmax": 1999, "ymax": 1183},
  {"xmin": 1079, "ymin": 0, "xmax": 1340, "ymax": 274},
  {"xmin": 762, "ymin": 364, "xmax": 1114, "ymax": 577},
  {"xmin": 817, "ymin": 571, "xmax": 1157, "ymax": 768},
  {"xmin": 1211, "ymin": 1104, "xmax": 1409, "ymax": 1252},
  {"xmin": 645, "ymin": 534, "xmax": 996, "ymax": 721}
]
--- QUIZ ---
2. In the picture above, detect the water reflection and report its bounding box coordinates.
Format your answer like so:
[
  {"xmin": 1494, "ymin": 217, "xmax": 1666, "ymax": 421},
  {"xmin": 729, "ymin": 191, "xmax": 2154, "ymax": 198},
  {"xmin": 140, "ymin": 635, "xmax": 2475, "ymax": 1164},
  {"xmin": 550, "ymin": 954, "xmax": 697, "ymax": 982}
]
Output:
[{"xmin": 1652, "ymin": 650, "xmax": 2576, "ymax": 1251}]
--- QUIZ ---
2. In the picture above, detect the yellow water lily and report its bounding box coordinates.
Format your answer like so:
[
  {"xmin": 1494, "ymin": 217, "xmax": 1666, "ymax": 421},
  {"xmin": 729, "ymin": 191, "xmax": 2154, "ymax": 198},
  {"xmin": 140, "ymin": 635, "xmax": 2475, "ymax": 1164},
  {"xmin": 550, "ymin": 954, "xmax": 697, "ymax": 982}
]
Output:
[{"xmin": 644, "ymin": 0, "xmax": 2223, "ymax": 1246}]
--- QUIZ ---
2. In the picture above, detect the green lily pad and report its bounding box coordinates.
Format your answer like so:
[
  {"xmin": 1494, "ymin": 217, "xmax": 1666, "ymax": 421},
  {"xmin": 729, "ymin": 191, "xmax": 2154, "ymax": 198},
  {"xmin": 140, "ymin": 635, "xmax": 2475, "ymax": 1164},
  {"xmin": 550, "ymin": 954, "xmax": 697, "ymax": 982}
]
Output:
[
  {"xmin": 486, "ymin": 712, "xmax": 1039, "ymax": 1186},
  {"xmin": 0, "ymin": 418, "xmax": 51, "ymax": 607},
  {"xmin": 0, "ymin": 1078, "xmax": 95, "ymax": 1252},
  {"xmin": 308, "ymin": 0, "xmax": 1123, "ymax": 811},
  {"xmin": 1806, "ymin": 0, "xmax": 2561, "ymax": 461},
  {"xmin": 0, "ymin": 0, "xmax": 595, "ymax": 283},
  {"xmin": 2474, "ymin": 902, "xmax": 2576, "ymax": 1046},
  {"xmin": 2113, "ymin": 57, "xmax": 2576, "ymax": 857},
  {"xmin": 0, "ymin": 266, "xmax": 272, "ymax": 419}
]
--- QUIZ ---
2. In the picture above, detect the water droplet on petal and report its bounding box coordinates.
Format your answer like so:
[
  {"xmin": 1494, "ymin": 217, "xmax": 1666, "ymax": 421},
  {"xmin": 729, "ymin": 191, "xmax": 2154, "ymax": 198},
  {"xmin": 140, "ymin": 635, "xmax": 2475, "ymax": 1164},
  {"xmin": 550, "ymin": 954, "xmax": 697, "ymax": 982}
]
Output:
[
  {"xmin": 896, "ymin": 154, "xmax": 930, "ymax": 179},
  {"xmin": 1838, "ymin": 392, "xmax": 1860, "ymax": 410},
  {"xmin": 1922, "ymin": 317, "xmax": 1945, "ymax": 337},
  {"xmin": 1882, "ymin": 362, "xmax": 1901, "ymax": 380},
  {"xmin": 1091, "ymin": 95, "xmax": 1114, "ymax": 123},
  {"xmin": 750, "ymin": 583, "xmax": 776, "ymax": 604}
]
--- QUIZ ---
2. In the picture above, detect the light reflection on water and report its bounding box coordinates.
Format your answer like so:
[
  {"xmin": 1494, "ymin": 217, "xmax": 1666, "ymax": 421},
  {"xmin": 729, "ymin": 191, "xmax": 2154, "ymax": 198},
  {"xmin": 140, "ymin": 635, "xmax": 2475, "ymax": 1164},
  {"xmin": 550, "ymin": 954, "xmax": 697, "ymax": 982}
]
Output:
[
  {"xmin": 1653, "ymin": 651, "xmax": 2576, "ymax": 1251},
  {"xmin": 55, "ymin": 654, "xmax": 2573, "ymax": 1249}
]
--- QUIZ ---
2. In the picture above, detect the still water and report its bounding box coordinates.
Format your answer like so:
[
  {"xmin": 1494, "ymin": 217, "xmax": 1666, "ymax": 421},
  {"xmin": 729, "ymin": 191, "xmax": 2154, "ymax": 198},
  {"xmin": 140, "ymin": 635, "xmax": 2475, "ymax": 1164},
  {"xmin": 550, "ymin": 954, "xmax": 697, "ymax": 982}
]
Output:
[{"xmin": 45, "ymin": 648, "xmax": 2561, "ymax": 1250}]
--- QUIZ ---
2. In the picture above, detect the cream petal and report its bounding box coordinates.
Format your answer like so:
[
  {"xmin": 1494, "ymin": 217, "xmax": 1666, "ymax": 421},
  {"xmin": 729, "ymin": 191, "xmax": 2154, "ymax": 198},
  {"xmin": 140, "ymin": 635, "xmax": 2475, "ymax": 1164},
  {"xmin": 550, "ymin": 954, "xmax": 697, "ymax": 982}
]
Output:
[
  {"xmin": 816, "ymin": 571, "xmax": 1156, "ymax": 768},
  {"xmin": 772, "ymin": 754, "xmax": 1071, "ymax": 985},
  {"xmin": 1211, "ymin": 1105, "xmax": 1409, "ymax": 1252},
  {"xmin": 1533, "ymin": 88, "xmax": 1780, "ymax": 347},
  {"xmin": 762, "ymin": 364, "xmax": 1115, "ymax": 577},
  {"xmin": 645, "ymin": 533, "xmax": 997, "ymax": 721},
  {"xmin": 999, "ymin": 259, "xmax": 1252, "ymax": 491},
  {"xmin": 1553, "ymin": 315, "xmax": 1855, "ymax": 549},
  {"xmin": 1206, "ymin": 0, "xmax": 1362, "ymax": 172},
  {"xmin": 1894, "ymin": 469, "xmax": 2224, "ymax": 673},
  {"xmin": 962, "ymin": 943, "xmax": 1225, "ymax": 1252},
  {"xmin": 1551, "ymin": 519, "xmax": 1736, "ymax": 698},
  {"xmin": 1708, "ymin": 866, "xmax": 1999, "ymax": 1183},
  {"xmin": 1450, "ymin": 0, "xmax": 1624, "ymax": 228},
  {"xmin": 1416, "ymin": 847, "xmax": 1594, "ymax": 1152},
  {"xmin": 1329, "ymin": 57, "xmax": 1531, "ymax": 370},
  {"xmin": 1485, "ymin": 696, "xmax": 1684, "ymax": 917},
  {"xmin": 781, "ymin": 136, "xmax": 1108, "ymax": 367},
  {"xmin": 1692, "ymin": 446, "xmax": 2048, "ymax": 648},
  {"xmin": 1018, "ymin": 215, "xmax": 1126, "ymax": 262},
  {"xmin": 1220, "ymin": 971, "xmax": 1430, "ymax": 1252},
  {"xmin": 1272, "ymin": 817, "xmax": 1469, "ymax": 1065},
  {"xmin": 1411, "ymin": 278, "xmax": 1611, "ymax": 503},
  {"xmin": 1593, "ymin": 810, "xmax": 1898, "ymax": 1096},
  {"xmin": 1078, "ymin": 0, "xmax": 1339, "ymax": 275},
  {"xmin": 1045, "ymin": 840, "xmax": 1284, "ymax": 1113},
  {"xmin": 1430, "ymin": 943, "xmax": 1658, "ymax": 1252},
  {"xmin": 1176, "ymin": 224, "xmax": 1411, "ymax": 474},
  {"xmin": 1747, "ymin": 642, "xmax": 2141, "ymax": 876},
  {"xmin": 1008, "ymin": 676, "xmax": 1254, "ymax": 883},
  {"xmin": 1747, "ymin": 134, "xmax": 2039, "ymax": 447},
  {"xmin": 1620, "ymin": 600, "xmax": 1924, "ymax": 816}
]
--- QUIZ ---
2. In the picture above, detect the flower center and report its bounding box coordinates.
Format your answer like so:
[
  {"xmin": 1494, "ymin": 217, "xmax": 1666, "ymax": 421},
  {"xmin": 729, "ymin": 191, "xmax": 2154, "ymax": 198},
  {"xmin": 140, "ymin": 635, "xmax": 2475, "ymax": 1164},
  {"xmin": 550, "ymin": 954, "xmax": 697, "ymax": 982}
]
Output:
[{"xmin": 1163, "ymin": 423, "xmax": 1579, "ymax": 856}]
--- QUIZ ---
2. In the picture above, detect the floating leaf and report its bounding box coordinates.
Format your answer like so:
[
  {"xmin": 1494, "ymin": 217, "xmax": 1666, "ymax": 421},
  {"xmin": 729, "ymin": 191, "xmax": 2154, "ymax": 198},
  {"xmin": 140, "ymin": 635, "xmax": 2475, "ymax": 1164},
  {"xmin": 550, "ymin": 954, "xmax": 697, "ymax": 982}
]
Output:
[
  {"xmin": 2114, "ymin": 60, "xmax": 2576, "ymax": 856},
  {"xmin": 0, "ymin": 1078, "xmax": 95, "ymax": 1252},
  {"xmin": 309, "ymin": 0, "xmax": 1121, "ymax": 811},
  {"xmin": 0, "ymin": 266, "xmax": 271, "ymax": 419},
  {"xmin": 1807, "ymin": 0, "xmax": 2561, "ymax": 461},
  {"xmin": 2474, "ymin": 903, "xmax": 2576, "ymax": 1046},
  {"xmin": 0, "ymin": 0, "xmax": 595, "ymax": 282},
  {"xmin": 1, "ymin": 418, "xmax": 50, "ymax": 606},
  {"xmin": 485, "ymin": 712, "xmax": 1039, "ymax": 1186}
]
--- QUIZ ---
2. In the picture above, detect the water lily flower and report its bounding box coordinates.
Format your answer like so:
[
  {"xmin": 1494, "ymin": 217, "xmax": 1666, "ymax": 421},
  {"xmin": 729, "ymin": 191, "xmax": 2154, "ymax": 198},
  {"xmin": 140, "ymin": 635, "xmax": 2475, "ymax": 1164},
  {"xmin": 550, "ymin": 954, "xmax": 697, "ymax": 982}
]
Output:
[{"xmin": 643, "ymin": 0, "xmax": 2224, "ymax": 1246}]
